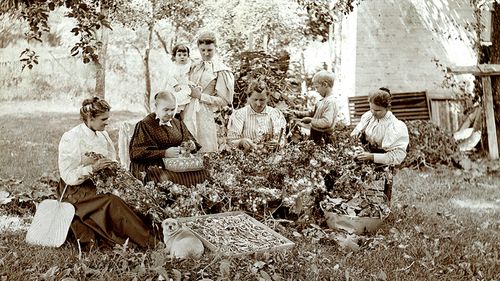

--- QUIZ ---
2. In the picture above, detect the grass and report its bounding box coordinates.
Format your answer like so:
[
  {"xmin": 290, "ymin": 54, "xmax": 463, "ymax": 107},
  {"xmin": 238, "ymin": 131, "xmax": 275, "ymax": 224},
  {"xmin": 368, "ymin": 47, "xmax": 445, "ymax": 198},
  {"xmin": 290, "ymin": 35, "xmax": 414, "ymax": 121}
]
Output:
[
  {"xmin": 0, "ymin": 111, "xmax": 499, "ymax": 280},
  {"xmin": 0, "ymin": 111, "xmax": 143, "ymax": 183}
]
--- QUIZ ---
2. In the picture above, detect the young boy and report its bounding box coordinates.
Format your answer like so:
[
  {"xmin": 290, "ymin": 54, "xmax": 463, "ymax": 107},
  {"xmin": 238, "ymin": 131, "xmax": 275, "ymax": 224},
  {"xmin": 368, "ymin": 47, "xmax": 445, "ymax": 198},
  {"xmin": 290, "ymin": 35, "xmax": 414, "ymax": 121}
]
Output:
[{"xmin": 291, "ymin": 70, "xmax": 339, "ymax": 144}]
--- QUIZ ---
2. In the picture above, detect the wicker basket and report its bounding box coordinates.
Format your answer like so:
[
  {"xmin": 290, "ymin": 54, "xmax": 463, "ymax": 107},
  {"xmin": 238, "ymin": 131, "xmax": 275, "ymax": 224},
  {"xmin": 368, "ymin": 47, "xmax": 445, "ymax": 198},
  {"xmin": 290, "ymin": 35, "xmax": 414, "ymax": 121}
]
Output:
[{"xmin": 163, "ymin": 156, "xmax": 204, "ymax": 172}]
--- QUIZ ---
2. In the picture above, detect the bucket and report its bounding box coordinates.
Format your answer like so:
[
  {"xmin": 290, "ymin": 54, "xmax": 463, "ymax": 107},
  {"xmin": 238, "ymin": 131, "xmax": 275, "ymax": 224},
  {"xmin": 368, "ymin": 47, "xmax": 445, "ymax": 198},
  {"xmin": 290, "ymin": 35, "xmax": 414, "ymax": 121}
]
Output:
[{"xmin": 324, "ymin": 212, "xmax": 384, "ymax": 235}]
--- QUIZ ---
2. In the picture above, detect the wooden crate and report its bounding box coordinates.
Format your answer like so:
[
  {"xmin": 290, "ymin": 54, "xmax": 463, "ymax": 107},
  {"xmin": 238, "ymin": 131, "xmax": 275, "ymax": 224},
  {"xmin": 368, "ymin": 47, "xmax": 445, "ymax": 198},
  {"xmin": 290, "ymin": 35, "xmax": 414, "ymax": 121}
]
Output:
[{"xmin": 177, "ymin": 211, "xmax": 295, "ymax": 257}]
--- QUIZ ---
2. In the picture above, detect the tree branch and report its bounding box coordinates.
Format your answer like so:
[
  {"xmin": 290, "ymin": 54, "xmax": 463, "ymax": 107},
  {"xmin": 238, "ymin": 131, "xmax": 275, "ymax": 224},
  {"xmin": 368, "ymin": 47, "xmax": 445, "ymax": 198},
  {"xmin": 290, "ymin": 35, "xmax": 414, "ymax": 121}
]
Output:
[{"xmin": 155, "ymin": 30, "xmax": 169, "ymax": 58}]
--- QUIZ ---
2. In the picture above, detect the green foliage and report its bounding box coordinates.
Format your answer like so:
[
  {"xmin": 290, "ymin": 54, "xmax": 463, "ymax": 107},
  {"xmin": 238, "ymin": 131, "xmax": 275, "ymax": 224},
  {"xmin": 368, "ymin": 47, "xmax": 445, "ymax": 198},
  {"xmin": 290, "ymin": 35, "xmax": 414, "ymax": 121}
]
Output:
[
  {"xmin": 297, "ymin": 0, "xmax": 335, "ymax": 42},
  {"xmin": 2, "ymin": 168, "xmax": 500, "ymax": 280},
  {"xmin": 297, "ymin": 0, "xmax": 361, "ymax": 41},
  {"xmin": 403, "ymin": 120, "xmax": 463, "ymax": 169},
  {"xmin": 19, "ymin": 48, "xmax": 39, "ymax": 71},
  {"xmin": 9, "ymin": 0, "xmax": 113, "ymax": 66},
  {"xmin": 233, "ymin": 50, "xmax": 298, "ymax": 109}
]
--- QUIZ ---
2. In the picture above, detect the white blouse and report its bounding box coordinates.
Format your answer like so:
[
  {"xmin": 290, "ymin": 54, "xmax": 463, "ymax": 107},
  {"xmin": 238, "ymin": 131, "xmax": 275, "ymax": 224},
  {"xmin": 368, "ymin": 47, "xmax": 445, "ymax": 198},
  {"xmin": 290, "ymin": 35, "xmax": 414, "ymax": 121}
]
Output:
[
  {"xmin": 351, "ymin": 111, "xmax": 409, "ymax": 165},
  {"xmin": 58, "ymin": 123, "xmax": 116, "ymax": 185}
]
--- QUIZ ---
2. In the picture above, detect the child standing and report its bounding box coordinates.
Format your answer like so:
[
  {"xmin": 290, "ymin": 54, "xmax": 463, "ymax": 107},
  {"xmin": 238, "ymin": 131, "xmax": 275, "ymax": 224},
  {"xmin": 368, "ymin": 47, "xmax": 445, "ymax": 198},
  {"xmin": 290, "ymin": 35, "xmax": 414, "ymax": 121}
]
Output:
[{"xmin": 291, "ymin": 70, "xmax": 339, "ymax": 144}]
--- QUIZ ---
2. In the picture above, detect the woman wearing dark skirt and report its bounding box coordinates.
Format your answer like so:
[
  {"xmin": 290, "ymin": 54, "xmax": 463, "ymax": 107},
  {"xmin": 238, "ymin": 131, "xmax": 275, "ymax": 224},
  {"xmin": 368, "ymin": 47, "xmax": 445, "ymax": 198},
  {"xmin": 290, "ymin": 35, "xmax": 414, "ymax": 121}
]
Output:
[
  {"xmin": 57, "ymin": 97, "xmax": 155, "ymax": 249},
  {"xmin": 129, "ymin": 91, "xmax": 207, "ymax": 187},
  {"xmin": 350, "ymin": 88, "xmax": 410, "ymax": 201}
]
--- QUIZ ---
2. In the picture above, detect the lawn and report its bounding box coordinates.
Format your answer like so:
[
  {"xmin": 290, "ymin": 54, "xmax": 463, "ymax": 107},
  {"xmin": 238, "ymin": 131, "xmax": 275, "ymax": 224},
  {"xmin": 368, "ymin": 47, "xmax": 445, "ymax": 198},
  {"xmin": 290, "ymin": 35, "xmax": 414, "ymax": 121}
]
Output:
[{"xmin": 0, "ymin": 111, "xmax": 499, "ymax": 281}]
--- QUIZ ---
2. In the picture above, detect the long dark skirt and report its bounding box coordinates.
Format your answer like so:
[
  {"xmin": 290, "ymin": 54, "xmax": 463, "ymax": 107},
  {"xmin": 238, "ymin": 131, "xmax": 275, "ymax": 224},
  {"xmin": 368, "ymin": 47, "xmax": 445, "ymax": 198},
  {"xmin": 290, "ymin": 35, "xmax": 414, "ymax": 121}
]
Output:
[
  {"xmin": 57, "ymin": 179, "xmax": 155, "ymax": 248},
  {"xmin": 146, "ymin": 166, "xmax": 209, "ymax": 187}
]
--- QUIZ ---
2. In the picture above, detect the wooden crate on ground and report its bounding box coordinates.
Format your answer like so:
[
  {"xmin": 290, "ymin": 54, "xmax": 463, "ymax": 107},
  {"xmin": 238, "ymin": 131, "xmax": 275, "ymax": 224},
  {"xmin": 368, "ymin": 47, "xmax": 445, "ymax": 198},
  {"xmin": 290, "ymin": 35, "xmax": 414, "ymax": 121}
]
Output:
[{"xmin": 177, "ymin": 211, "xmax": 295, "ymax": 257}]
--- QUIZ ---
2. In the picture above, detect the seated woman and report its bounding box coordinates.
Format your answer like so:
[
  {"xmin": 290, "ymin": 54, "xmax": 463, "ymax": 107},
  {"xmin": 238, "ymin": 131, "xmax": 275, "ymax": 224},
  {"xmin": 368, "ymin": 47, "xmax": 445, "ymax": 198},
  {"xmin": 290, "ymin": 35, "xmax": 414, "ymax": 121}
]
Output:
[
  {"xmin": 58, "ymin": 97, "xmax": 155, "ymax": 249},
  {"xmin": 129, "ymin": 91, "xmax": 206, "ymax": 186},
  {"xmin": 350, "ymin": 87, "xmax": 409, "ymax": 200},
  {"xmin": 227, "ymin": 81, "xmax": 286, "ymax": 151}
]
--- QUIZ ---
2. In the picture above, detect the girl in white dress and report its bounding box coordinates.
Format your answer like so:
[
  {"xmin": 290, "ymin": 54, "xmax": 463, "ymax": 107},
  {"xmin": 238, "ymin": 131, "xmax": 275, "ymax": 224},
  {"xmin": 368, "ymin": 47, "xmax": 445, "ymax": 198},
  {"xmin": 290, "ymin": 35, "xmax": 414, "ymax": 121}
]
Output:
[{"xmin": 166, "ymin": 44, "xmax": 194, "ymax": 112}]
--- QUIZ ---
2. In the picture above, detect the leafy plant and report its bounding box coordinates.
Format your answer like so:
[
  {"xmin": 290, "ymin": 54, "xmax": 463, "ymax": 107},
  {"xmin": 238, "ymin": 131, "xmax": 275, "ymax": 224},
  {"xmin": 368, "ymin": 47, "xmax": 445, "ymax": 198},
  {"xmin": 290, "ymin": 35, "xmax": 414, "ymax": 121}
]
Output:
[{"xmin": 403, "ymin": 120, "xmax": 463, "ymax": 169}]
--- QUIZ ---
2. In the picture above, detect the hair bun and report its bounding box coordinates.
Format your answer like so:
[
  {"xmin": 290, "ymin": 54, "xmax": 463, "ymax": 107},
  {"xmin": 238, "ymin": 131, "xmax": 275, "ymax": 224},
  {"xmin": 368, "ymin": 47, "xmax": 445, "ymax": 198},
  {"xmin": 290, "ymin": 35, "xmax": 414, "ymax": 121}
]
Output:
[
  {"xmin": 379, "ymin": 87, "xmax": 391, "ymax": 95},
  {"xmin": 82, "ymin": 96, "xmax": 100, "ymax": 107}
]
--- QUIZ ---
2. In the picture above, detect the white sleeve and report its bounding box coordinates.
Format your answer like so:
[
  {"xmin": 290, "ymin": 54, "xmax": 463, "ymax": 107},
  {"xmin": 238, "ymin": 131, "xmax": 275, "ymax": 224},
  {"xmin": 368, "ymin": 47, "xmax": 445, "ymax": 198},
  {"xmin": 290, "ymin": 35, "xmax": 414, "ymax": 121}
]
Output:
[
  {"xmin": 351, "ymin": 111, "xmax": 373, "ymax": 137},
  {"xmin": 58, "ymin": 132, "xmax": 92, "ymax": 185},
  {"xmin": 373, "ymin": 120, "xmax": 409, "ymax": 165}
]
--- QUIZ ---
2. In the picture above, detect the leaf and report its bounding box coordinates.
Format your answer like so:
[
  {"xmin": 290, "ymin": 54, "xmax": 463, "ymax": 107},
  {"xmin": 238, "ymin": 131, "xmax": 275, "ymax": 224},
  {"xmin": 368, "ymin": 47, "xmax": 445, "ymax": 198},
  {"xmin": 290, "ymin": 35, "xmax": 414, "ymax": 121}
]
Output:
[
  {"xmin": 219, "ymin": 259, "xmax": 231, "ymax": 277},
  {"xmin": 260, "ymin": 271, "xmax": 273, "ymax": 281},
  {"xmin": 253, "ymin": 261, "xmax": 266, "ymax": 269},
  {"xmin": 0, "ymin": 191, "xmax": 12, "ymax": 205},
  {"xmin": 172, "ymin": 269, "xmax": 182, "ymax": 281},
  {"xmin": 40, "ymin": 266, "xmax": 59, "ymax": 280},
  {"xmin": 153, "ymin": 266, "xmax": 169, "ymax": 280},
  {"xmin": 271, "ymin": 273, "xmax": 283, "ymax": 281},
  {"xmin": 376, "ymin": 270, "xmax": 387, "ymax": 281}
]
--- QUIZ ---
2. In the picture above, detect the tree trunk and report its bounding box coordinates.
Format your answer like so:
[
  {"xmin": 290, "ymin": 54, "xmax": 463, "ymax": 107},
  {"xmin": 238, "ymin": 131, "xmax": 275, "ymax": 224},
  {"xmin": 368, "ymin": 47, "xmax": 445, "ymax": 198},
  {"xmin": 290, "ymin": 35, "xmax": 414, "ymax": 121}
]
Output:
[
  {"xmin": 491, "ymin": 3, "xmax": 500, "ymax": 151},
  {"xmin": 95, "ymin": 5, "xmax": 109, "ymax": 99},
  {"xmin": 143, "ymin": 20, "xmax": 155, "ymax": 113}
]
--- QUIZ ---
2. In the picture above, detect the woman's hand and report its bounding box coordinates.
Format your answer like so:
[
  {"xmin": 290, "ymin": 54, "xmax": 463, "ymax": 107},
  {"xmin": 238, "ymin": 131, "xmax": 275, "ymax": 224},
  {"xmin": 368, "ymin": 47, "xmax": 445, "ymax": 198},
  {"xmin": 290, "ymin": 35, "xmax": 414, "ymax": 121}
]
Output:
[
  {"xmin": 239, "ymin": 138, "xmax": 258, "ymax": 151},
  {"xmin": 265, "ymin": 140, "xmax": 279, "ymax": 151},
  {"xmin": 355, "ymin": 151, "xmax": 374, "ymax": 162},
  {"xmin": 165, "ymin": 147, "xmax": 181, "ymax": 158},
  {"xmin": 301, "ymin": 117, "xmax": 313, "ymax": 124},
  {"xmin": 91, "ymin": 158, "xmax": 115, "ymax": 172},
  {"xmin": 351, "ymin": 130, "xmax": 362, "ymax": 139},
  {"xmin": 189, "ymin": 84, "xmax": 202, "ymax": 99},
  {"xmin": 81, "ymin": 155, "xmax": 97, "ymax": 166}
]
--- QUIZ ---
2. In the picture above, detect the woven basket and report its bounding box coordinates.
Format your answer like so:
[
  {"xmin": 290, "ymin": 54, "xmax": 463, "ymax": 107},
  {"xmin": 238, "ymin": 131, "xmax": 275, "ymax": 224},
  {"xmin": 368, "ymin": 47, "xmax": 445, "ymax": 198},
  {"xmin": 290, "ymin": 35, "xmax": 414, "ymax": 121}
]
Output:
[{"xmin": 163, "ymin": 156, "xmax": 204, "ymax": 172}]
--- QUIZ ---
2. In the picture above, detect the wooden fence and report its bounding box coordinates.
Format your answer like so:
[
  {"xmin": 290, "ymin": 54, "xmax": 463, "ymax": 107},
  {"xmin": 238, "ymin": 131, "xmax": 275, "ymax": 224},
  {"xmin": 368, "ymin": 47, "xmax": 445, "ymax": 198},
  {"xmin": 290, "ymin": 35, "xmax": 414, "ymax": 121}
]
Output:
[
  {"xmin": 348, "ymin": 91, "xmax": 431, "ymax": 125},
  {"xmin": 427, "ymin": 92, "xmax": 465, "ymax": 133}
]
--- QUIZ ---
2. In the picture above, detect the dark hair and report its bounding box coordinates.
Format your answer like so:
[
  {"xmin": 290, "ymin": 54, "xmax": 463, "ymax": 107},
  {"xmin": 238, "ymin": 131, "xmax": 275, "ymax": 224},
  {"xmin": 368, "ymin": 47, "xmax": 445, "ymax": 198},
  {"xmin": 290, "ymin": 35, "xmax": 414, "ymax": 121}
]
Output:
[
  {"xmin": 80, "ymin": 97, "xmax": 110, "ymax": 123},
  {"xmin": 368, "ymin": 88, "xmax": 392, "ymax": 109},
  {"xmin": 171, "ymin": 44, "xmax": 190, "ymax": 61},
  {"xmin": 247, "ymin": 80, "xmax": 268, "ymax": 97},
  {"xmin": 379, "ymin": 87, "xmax": 391, "ymax": 95}
]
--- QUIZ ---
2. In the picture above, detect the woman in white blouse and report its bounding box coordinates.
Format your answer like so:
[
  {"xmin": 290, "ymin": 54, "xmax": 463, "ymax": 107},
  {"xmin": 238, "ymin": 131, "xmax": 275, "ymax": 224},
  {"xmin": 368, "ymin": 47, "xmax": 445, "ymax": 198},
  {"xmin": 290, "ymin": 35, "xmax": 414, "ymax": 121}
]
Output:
[
  {"xmin": 351, "ymin": 88, "xmax": 409, "ymax": 165},
  {"xmin": 57, "ymin": 97, "xmax": 154, "ymax": 249},
  {"xmin": 350, "ymin": 88, "xmax": 409, "ymax": 201}
]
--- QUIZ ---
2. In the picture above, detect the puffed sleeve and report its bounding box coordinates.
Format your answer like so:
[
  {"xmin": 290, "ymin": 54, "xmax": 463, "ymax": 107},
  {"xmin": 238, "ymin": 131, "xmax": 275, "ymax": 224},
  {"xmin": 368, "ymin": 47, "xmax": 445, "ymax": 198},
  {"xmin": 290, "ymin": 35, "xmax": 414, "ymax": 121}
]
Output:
[
  {"xmin": 351, "ymin": 111, "xmax": 373, "ymax": 137},
  {"xmin": 200, "ymin": 70, "xmax": 234, "ymax": 107},
  {"xmin": 373, "ymin": 120, "xmax": 409, "ymax": 165},
  {"xmin": 129, "ymin": 121, "xmax": 166, "ymax": 162},
  {"xmin": 227, "ymin": 108, "xmax": 245, "ymax": 140},
  {"xmin": 58, "ymin": 131, "xmax": 92, "ymax": 186}
]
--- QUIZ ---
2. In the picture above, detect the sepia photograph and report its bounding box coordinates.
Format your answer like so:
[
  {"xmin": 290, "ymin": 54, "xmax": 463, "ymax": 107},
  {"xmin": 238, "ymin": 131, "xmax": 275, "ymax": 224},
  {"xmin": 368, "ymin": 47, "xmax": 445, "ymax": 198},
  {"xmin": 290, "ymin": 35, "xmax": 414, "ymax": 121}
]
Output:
[{"xmin": 0, "ymin": 0, "xmax": 499, "ymax": 280}]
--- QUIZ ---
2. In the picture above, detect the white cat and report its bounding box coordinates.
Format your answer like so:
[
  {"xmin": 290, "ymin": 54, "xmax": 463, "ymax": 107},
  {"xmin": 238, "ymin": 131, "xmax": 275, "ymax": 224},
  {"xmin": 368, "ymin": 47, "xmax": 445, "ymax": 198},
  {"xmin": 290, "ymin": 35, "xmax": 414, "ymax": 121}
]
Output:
[{"xmin": 161, "ymin": 218, "xmax": 204, "ymax": 259}]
